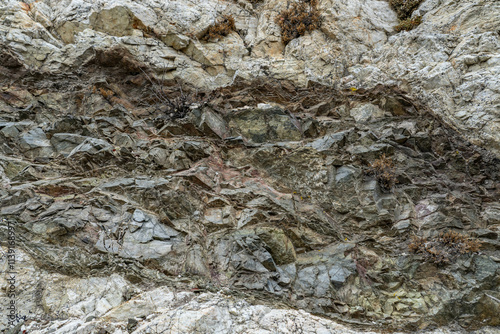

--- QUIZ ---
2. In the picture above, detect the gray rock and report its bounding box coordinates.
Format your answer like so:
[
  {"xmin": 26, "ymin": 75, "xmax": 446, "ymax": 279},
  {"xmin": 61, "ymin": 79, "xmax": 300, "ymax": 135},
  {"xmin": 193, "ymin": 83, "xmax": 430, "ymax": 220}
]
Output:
[
  {"xmin": 132, "ymin": 209, "xmax": 147, "ymax": 223},
  {"xmin": 295, "ymin": 266, "xmax": 318, "ymax": 296},
  {"xmin": 349, "ymin": 103, "xmax": 385, "ymax": 123},
  {"xmin": 329, "ymin": 264, "xmax": 354, "ymax": 285},
  {"xmin": 307, "ymin": 131, "xmax": 348, "ymax": 151},
  {"xmin": 0, "ymin": 121, "xmax": 32, "ymax": 138},
  {"xmin": 335, "ymin": 166, "xmax": 359, "ymax": 184},
  {"xmin": 315, "ymin": 265, "xmax": 331, "ymax": 297},
  {"xmin": 50, "ymin": 133, "xmax": 88, "ymax": 156},
  {"xmin": 17, "ymin": 128, "xmax": 54, "ymax": 158},
  {"xmin": 67, "ymin": 137, "xmax": 113, "ymax": 157}
]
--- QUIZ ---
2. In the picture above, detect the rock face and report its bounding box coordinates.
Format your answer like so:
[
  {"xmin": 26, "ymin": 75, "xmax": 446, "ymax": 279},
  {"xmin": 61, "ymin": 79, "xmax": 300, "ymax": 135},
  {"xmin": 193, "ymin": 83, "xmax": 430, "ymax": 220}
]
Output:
[
  {"xmin": 1, "ymin": 0, "xmax": 499, "ymax": 154},
  {"xmin": 0, "ymin": 0, "xmax": 499, "ymax": 333}
]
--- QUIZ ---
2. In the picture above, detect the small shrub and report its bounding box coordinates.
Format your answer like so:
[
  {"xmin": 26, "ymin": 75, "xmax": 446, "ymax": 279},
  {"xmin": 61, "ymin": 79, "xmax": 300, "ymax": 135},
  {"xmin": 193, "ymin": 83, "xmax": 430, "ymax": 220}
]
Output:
[
  {"xmin": 160, "ymin": 88, "xmax": 197, "ymax": 119},
  {"xmin": 389, "ymin": 0, "xmax": 424, "ymax": 20},
  {"xmin": 368, "ymin": 154, "xmax": 397, "ymax": 191},
  {"xmin": 202, "ymin": 15, "xmax": 236, "ymax": 41},
  {"xmin": 275, "ymin": 0, "xmax": 322, "ymax": 45},
  {"xmin": 390, "ymin": 0, "xmax": 423, "ymax": 33},
  {"xmin": 394, "ymin": 15, "xmax": 422, "ymax": 32},
  {"xmin": 409, "ymin": 231, "xmax": 481, "ymax": 265},
  {"xmin": 98, "ymin": 87, "xmax": 115, "ymax": 99},
  {"xmin": 148, "ymin": 83, "xmax": 204, "ymax": 120},
  {"xmin": 141, "ymin": 68, "xmax": 204, "ymax": 120}
]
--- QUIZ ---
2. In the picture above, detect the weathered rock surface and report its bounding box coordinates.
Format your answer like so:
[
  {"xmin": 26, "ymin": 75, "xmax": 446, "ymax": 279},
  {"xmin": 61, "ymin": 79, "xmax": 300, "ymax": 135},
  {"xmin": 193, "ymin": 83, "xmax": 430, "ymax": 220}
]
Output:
[
  {"xmin": 1, "ymin": 0, "xmax": 499, "ymax": 154},
  {"xmin": 0, "ymin": 0, "xmax": 499, "ymax": 333},
  {"xmin": 1, "ymin": 79, "xmax": 499, "ymax": 332}
]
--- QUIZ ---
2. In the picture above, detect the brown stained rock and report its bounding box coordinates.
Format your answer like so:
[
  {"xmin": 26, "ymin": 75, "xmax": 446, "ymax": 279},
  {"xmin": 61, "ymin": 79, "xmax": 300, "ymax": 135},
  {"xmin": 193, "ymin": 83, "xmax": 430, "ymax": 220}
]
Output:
[
  {"xmin": 0, "ymin": 47, "xmax": 22, "ymax": 68},
  {"xmin": 476, "ymin": 292, "xmax": 500, "ymax": 327},
  {"xmin": 89, "ymin": 6, "xmax": 137, "ymax": 37},
  {"xmin": 87, "ymin": 46, "xmax": 142, "ymax": 73},
  {"xmin": 56, "ymin": 21, "xmax": 89, "ymax": 44},
  {"xmin": 0, "ymin": 87, "xmax": 34, "ymax": 109}
]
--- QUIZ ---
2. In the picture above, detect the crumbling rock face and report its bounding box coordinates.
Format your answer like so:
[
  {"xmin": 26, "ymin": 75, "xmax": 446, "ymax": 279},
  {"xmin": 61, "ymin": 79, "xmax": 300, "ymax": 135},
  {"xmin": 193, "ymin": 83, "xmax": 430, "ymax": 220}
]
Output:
[
  {"xmin": 1, "ymin": 0, "xmax": 498, "ymax": 153},
  {"xmin": 1, "ymin": 75, "xmax": 499, "ymax": 332},
  {"xmin": 0, "ymin": 0, "xmax": 499, "ymax": 333}
]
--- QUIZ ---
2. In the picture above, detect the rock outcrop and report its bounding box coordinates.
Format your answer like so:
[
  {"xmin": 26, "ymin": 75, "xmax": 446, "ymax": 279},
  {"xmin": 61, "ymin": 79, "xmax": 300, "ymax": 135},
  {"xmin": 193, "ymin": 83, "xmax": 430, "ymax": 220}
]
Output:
[{"xmin": 0, "ymin": 0, "xmax": 499, "ymax": 333}]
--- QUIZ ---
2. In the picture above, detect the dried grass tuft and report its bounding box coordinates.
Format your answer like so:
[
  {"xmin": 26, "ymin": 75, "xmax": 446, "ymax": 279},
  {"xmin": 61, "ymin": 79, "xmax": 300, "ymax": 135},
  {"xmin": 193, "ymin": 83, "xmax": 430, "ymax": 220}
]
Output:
[
  {"xmin": 275, "ymin": 1, "xmax": 322, "ymax": 45},
  {"xmin": 368, "ymin": 154, "xmax": 397, "ymax": 191},
  {"xmin": 202, "ymin": 15, "xmax": 236, "ymax": 41},
  {"xmin": 409, "ymin": 230, "xmax": 481, "ymax": 265}
]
